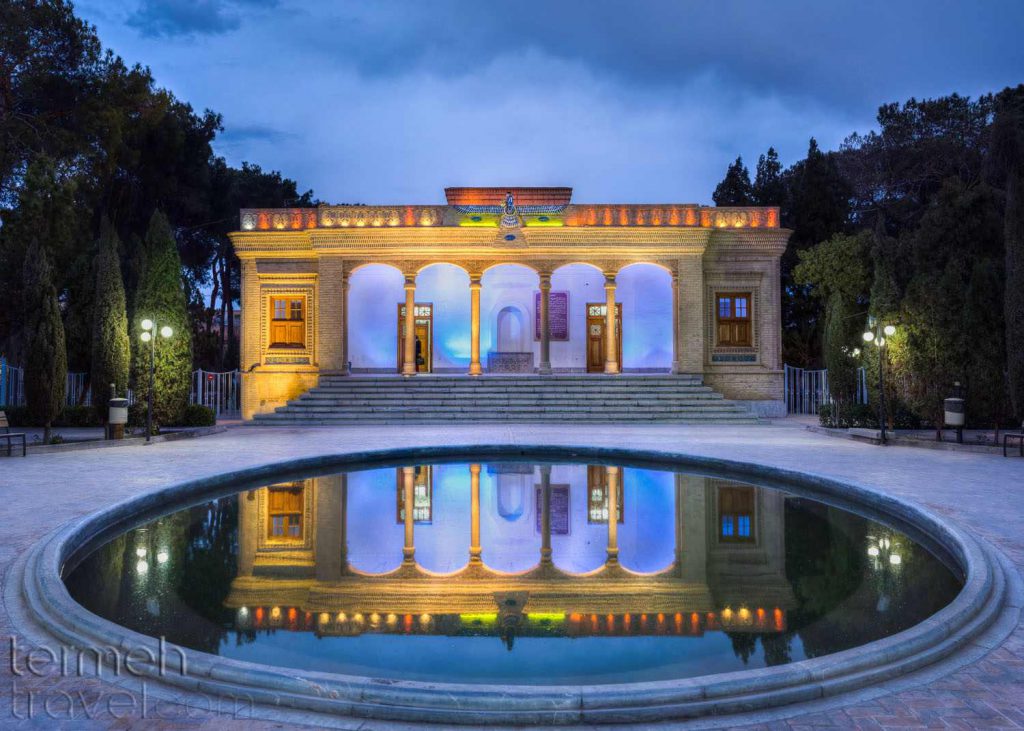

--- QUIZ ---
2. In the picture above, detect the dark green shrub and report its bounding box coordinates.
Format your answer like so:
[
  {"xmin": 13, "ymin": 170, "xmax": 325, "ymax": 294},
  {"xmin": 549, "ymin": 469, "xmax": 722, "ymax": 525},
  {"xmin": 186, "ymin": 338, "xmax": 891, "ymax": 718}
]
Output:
[
  {"xmin": 178, "ymin": 404, "xmax": 216, "ymax": 427},
  {"xmin": 58, "ymin": 405, "xmax": 102, "ymax": 427},
  {"xmin": 2, "ymin": 406, "xmax": 29, "ymax": 426}
]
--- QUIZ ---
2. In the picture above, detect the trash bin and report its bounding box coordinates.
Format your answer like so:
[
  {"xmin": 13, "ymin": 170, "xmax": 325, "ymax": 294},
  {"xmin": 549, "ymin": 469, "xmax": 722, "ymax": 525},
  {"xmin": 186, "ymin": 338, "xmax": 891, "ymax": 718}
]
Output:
[
  {"xmin": 108, "ymin": 397, "xmax": 129, "ymax": 440},
  {"xmin": 944, "ymin": 396, "xmax": 965, "ymax": 444}
]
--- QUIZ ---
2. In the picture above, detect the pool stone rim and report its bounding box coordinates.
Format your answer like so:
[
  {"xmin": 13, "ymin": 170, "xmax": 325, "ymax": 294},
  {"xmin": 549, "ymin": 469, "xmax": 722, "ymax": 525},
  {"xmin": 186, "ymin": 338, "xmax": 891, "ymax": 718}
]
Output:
[{"xmin": 18, "ymin": 444, "xmax": 1014, "ymax": 725}]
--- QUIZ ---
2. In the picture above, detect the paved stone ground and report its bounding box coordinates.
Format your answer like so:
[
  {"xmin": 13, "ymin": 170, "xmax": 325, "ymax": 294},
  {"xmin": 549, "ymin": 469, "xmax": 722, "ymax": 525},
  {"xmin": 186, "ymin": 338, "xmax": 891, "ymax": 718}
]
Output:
[{"xmin": 0, "ymin": 421, "xmax": 1021, "ymax": 729}]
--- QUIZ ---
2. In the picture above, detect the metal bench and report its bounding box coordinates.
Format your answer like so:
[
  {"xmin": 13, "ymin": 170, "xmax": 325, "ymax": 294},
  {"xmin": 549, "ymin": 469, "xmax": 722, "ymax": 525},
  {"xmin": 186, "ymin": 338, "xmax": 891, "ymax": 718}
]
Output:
[
  {"xmin": 0, "ymin": 411, "xmax": 27, "ymax": 457},
  {"xmin": 1004, "ymin": 422, "xmax": 1024, "ymax": 458}
]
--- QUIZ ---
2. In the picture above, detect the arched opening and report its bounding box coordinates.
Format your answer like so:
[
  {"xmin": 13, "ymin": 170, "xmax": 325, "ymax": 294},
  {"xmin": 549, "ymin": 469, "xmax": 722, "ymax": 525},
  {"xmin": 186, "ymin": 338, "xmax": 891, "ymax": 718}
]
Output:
[
  {"xmin": 415, "ymin": 263, "xmax": 470, "ymax": 372},
  {"xmin": 618, "ymin": 468, "xmax": 676, "ymax": 573},
  {"xmin": 347, "ymin": 264, "xmax": 404, "ymax": 373},
  {"xmin": 480, "ymin": 466, "xmax": 537, "ymax": 573},
  {"xmin": 616, "ymin": 263, "xmax": 673, "ymax": 372},
  {"xmin": 345, "ymin": 467, "xmax": 403, "ymax": 575},
  {"xmin": 496, "ymin": 306, "xmax": 526, "ymax": 352},
  {"xmin": 550, "ymin": 263, "xmax": 605, "ymax": 372},
  {"xmin": 481, "ymin": 264, "xmax": 539, "ymax": 373}
]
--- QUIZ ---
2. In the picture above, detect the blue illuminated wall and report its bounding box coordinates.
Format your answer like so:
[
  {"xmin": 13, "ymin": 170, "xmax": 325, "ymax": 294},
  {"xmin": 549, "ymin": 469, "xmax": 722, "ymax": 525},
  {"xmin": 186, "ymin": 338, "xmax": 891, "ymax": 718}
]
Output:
[
  {"xmin": 617, "ymin": 264, "xmax": 673, "ymax": 371},
  {"xmin": 348, "ymin": 264, "xmax": 404, "ymax": 371},
  {"xmin": 414, "ymin": 264, "xmax": 470, "ymax": 371}
]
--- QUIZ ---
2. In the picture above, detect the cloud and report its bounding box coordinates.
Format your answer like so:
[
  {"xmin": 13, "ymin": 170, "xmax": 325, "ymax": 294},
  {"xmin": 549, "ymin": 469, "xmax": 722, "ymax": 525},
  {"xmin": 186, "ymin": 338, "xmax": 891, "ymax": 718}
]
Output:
[{"xmin": 127, "ymin": 0, "xmax": 277, "ymax": 38}]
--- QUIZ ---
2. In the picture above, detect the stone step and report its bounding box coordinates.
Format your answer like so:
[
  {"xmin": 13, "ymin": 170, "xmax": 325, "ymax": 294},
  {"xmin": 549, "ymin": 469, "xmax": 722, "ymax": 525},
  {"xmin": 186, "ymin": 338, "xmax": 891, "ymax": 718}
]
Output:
[{"xmin": 257, "ymin": 374, "xmax": 760, "ymax": 424}]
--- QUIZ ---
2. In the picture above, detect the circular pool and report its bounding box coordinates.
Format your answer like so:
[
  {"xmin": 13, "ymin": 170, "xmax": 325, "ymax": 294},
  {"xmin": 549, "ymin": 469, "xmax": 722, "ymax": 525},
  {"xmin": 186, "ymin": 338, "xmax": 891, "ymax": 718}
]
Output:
[{"xmin": 22, "ymin": 446, "xmax": 1009, "ymax": 724}]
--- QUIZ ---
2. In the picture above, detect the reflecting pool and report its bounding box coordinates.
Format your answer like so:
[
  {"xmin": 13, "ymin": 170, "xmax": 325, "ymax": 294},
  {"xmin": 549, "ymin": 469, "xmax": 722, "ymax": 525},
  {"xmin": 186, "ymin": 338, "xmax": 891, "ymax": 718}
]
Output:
[{"xmin": 65, "ymin": 461, "xmax": 962, "ymax": 685}]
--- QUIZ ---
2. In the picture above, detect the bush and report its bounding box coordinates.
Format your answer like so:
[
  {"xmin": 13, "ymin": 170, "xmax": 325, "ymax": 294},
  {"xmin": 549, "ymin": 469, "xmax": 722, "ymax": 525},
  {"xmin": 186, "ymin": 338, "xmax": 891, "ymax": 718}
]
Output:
[
  {"xmin": 2, "ymin": 404, "xmax": 101, "ymax": 427},
  {"xmin": 60, "ymin": 404, "xmax": 102, "ymax": 427},
  {"xmin": 819, "ymin": 400, "xmax": 920, "ymax": 429},
  {"xmin": 178, "ymin": 404, "xmax": 216, "ymax": 427}
]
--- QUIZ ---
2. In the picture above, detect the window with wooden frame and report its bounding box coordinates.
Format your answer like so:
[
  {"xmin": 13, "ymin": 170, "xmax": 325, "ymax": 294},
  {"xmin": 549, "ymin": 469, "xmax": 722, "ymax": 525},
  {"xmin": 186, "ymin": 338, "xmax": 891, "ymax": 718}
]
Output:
[
  {"xmin": 715, "ymin": 292, "xmax": 752, "ymax": 347},
  {"xmin": 718, "ymin": 485, "xmax": 755, "ymax": 543},
  {"xmin": 267, "ymin": 485, "xmax": 304, "ymax": 541},
  {"xmin": 269, "ymin": 296, "xmax": 306, "ymax": 348}
]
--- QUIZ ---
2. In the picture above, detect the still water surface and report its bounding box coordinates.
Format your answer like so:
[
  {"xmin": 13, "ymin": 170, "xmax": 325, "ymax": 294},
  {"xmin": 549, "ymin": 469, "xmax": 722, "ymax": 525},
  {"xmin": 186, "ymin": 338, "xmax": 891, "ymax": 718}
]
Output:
[{"xmin": 65, "ymin": 460, "xmax": 961, "ymax": 684}]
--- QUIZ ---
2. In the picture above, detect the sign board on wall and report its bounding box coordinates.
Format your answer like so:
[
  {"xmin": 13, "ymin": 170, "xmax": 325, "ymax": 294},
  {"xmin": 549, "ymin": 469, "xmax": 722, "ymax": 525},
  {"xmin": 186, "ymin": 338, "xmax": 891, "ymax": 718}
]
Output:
[
  {"xmin": 535, "ymin": 485, "xmax": 570, "ymax": 535},
  {"xmin": 534, "ymin": 291, "xmax": 569, "ymax": 341}
]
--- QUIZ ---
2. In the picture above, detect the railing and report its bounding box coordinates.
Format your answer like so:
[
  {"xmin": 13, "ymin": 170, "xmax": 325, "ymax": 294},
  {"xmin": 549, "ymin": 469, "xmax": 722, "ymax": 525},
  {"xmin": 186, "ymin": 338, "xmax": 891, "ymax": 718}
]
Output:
[
  {"xmin": 190, "ymin": 369, "xmax": 241, "ymax": 418},
  {"xmin": 0, "ymin": 358, "xmax": 24, "ymax": 408},
  {"xmin": 784, "ymin": 364, "xmax": 868, "ymax": 415},
  {"xmin": 0, "ymin": 360, "xmax": 239, "ymax": 418}
]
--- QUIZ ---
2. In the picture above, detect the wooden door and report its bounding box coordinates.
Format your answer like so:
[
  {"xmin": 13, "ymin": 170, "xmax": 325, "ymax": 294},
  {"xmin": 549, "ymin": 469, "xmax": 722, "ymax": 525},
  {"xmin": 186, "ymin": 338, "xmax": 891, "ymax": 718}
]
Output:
[
  {"xmin": 585, "ymin": 303, "xmax": 622, "ymax": 373},
  {"xmin": 397, "ymin": 304, "xmax": 433, "ymax": 373}
]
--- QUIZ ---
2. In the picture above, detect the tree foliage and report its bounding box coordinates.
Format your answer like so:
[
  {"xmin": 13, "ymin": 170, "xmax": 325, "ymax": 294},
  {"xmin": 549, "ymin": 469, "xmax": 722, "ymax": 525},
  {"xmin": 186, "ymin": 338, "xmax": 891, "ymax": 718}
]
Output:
[
  {"xmin": 22, "ymin": 237, "xmax": 67, "ymax": 441},
  {"xmin": 90, "ymin": 218, "xmax": 130, "ymax": 410},
  {"xmin": 131, "ymin": 211, "xmax": 193, "ymax": 427},
  {"xmin": 712, "ymin": 156, "xmax": 753, "ymax": 206}
]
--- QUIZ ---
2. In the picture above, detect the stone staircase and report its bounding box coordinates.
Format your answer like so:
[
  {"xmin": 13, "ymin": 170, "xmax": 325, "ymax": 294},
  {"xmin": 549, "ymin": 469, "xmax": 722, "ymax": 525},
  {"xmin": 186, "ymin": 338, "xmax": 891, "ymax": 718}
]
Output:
[{"xmin": 251, "ymin": 374, "xmax": 761, "ymax": 425}]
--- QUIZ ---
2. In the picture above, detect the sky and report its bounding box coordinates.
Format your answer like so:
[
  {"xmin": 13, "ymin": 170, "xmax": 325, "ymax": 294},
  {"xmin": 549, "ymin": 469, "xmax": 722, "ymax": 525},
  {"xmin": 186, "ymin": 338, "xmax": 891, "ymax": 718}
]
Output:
[{"xmin": 75, "ymin": 0, "xmax": 1024, "ymax": 206}]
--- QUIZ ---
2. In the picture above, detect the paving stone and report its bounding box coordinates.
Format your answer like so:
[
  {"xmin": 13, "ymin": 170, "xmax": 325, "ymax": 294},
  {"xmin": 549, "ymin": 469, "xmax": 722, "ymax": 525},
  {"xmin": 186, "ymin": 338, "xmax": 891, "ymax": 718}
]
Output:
[{"xmin": 0, "ymin": 421, "xmax": 1021, "ymax": 728}]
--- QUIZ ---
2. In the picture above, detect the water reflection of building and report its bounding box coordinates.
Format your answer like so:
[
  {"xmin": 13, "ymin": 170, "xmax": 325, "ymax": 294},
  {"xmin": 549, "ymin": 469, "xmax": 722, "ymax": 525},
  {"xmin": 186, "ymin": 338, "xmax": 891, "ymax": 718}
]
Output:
[{"xmin": 229, "ymin": 465, "xmax": 794, "ymax": 641}]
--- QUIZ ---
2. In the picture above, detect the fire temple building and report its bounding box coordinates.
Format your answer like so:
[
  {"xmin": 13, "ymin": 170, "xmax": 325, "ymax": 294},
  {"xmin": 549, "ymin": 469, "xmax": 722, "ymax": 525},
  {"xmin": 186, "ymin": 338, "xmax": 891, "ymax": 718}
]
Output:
[{"xmin": 229, "ymin": 187, "xmax": 790, "ymax": 421}]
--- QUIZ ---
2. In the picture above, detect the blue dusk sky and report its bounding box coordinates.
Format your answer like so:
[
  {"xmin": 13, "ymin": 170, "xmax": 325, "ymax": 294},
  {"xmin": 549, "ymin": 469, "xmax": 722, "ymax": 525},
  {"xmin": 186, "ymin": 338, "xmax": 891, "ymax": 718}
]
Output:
[{"xmin": 75, "ymin": 0, "xmax": 1023, "ymax": 205}]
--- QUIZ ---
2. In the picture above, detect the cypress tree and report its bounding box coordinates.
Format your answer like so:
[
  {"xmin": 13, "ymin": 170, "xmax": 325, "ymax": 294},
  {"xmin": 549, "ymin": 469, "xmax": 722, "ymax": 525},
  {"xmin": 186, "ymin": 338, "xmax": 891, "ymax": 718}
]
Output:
[
  {"xmin": 91, "ymin": 218, "xmax": 130, "ymax": 412},
  {"xmin": 131, "ymin": 210, "xmax": 193, "ymax": 427},
  {"xmin": 23, "ymin": 238, "xmax": 67, "ymax": 442},
  {"xmin": 993, "ymin": 86, "xmax": 1024, "ymax": 420},
  {"xmin": 712, "ymin": 156, "xmax": 754, "ymax": 206}
]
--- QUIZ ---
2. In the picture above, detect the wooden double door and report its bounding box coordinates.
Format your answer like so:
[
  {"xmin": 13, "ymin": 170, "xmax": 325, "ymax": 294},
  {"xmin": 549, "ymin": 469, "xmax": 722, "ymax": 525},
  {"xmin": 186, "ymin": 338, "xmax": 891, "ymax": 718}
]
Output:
[
  {"xmin": 397, "ymin": 303, "xmax": 433, "ymax": 373},
  {"xmin": 586, "ymin": 303, "xmax": 622, "ymax": 372}
]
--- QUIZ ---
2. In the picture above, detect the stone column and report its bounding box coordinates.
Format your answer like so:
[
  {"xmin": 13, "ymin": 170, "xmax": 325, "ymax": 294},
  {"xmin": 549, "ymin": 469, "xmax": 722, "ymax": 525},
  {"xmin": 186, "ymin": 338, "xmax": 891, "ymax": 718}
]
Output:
[
  {"xmin": 538, "ymin": 274, "xmax": 552, "ymax": 375},
  {"xmin": 677, "ymin": 255, "xmax": 705, "ymax": 374},
  {"xmin": 469, "ymin": 464, "xmax": 482, "ymax": 564},
  {"xmin": 315, "ymin": 475, "xmax": 346, "ymax": 582},
  {"xmin": 469, "ymin": 275, "xmax": 482, "ymax": 376},
  {"xmin": 341, "ymin": 271, "xmax": 350, "ymax": 375},
  {"xmin": 604, "ymin": 274, "xmax": 619, "ymax": 374},
  {"xmin": 539, "ymin": 465, "xmax": 552, "ymax": 565},
  {"xmin": 671, "ymin": 270, "xmax": 682, "ymax": 374},
  {"xmin": 317, "ymin": 257, "xmax": 347, "ymax": 376},
  {"xmin": 402, "ymin": 277, "xmax": 417, "ymax": 376},
  {"xmin": 606, "ymin": 466, "xmax": 620, "ymax": 565},
  {"xmin": 239, "ymin": 259, "xmax": 261, "ymax": 419},
  {"xmin": 402, "ymin": 466, "xmax": 416, "ymax": 563}
]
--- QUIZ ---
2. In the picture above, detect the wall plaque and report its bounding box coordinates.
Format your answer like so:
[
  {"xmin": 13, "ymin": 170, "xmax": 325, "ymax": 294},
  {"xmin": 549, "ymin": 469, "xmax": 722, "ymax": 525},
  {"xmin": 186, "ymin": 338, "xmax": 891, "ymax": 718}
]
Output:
[
  {"xmin": 534, "ymin": 291, "xmax": 569, "ymax": 341},
  {"xmin": 535, "ymin": 485, "xmax": 570, "ymax": 535}
]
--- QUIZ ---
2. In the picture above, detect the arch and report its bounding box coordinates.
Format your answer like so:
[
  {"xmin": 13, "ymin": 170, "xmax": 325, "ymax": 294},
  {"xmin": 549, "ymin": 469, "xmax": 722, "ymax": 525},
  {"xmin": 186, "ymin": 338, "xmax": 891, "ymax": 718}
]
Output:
[
  {"xmin": 348, "ymin": 264, "xmax": 405, "ymax": 372},
  {"xmin": 551, "ymin": 261, "xmax": 605, "ymax": 276},
  {"xmin": 414, "ymin": 263, "xmax": 471, "ymax": 371},
  {"xmin": 481, "ymin": 261, "xmax": 540, "ymax": 276},
  {"xmin": 549, "ymin": 463, "xmax": 607, "ymax": 575},
  {"xmin": 616, "ymin": 260, "xmax": 674, "ymax": 276},
  {"xmin": 347, "ymin": 261, "xmax": 403, "ymax": 277},
  {"xmin": 412, "ymin": 464, "xmax": 470, "ymax": 575},
  {"xmin": 345, "ymin": 468, "xmax": 404, "ymax": 575},
  {"xmin": 480, "ymin": 468, "xmax": 538, "ymax": 573},
  {"xmin": 415, "ymin": 260, "xmax": 470, "ymax": 276},
  {"xmin": 481, "ymin": 264, "xmax": 540, "ymax": 371},
  {"xmin": 618, "ymin": 468, "xmax": 677, "ymax": 574},
  {"xmin": 496, "ymin": 306, "xmax": 527, "ymax": 352},
  {"xmin": 549, "ymin": 264, "xmax": 607, "ymax": 371},
  {"xmin": 615, "ymin": 262, "xmax": 673, "ymax": 371}
]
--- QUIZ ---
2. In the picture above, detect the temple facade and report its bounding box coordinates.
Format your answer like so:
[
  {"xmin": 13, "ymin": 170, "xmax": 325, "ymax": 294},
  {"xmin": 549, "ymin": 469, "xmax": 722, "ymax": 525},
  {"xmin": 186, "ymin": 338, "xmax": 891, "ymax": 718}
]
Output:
[{"xmin": 229, "ymin": 187, "xmax": 790, "ymax": 419}]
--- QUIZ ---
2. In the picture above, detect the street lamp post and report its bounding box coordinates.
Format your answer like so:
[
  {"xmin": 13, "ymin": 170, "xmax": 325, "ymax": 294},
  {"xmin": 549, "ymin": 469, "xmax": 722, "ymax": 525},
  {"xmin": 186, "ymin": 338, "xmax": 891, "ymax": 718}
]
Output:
[
  {"xmin": 140, "ymin": 319, "xmax": 174, "ymax": 443},
  {"xmin": 862, "ymin": 318, "xmax": 897, "ymax": 444}
]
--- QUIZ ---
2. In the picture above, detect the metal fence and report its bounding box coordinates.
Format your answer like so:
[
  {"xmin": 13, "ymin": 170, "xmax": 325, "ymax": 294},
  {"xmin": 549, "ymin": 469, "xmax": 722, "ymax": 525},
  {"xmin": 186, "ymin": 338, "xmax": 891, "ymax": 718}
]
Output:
[
  {"xmin": 190, "ymin": 369, "xmax": 241, "ymax": 418},
  {"xmin": 784, "ymin": 364, "xmax": 868, "ymax": 415},
  {"xmin": 0, "ymin": 359, "xmax": 240, "ymax": 418}
]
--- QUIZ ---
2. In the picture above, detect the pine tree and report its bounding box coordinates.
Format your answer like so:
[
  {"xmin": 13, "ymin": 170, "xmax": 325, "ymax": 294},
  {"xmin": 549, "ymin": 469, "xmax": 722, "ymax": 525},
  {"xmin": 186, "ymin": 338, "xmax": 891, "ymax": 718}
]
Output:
[
  {"xmin": 91, "ymin": 218, "xmax": 130, "ymax": 412},
  {"xmin": 712, "ymin": 156, "xmax": 753, "ymax": 206},
  {"xmin": 752, "ymin": 147, "xmax": 785, "ymax": 206},
  {"xmin": 131, "ymin": 210, "xmax": 193, "ymax": 427},
  {"xmin": 23, "ymin": 238, "xmax": 67, "ymax": 442}
]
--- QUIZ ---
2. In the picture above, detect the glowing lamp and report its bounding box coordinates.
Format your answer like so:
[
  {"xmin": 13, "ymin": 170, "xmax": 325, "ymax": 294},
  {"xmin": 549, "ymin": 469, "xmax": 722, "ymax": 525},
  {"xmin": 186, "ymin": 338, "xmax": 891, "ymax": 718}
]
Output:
[
  {"xmin": 136, "ymin": 560, "xmax": 148, "ymax": 574},
  {"xmin": 156, "ymin": 550, "xmax": 169, "ymax": 564},
  {"xmin": 141, "ymin": 319, "xmax": 153, "ymax": 331},
  {"xmin": 867, "ymin": 546, "xmax": 879, "ymax": 557},
  {"xmin": 883, "ymin": 324, "xmax": 896, "ymax": 336},
  {"xmin": 890, "ymin": 554, "xmax": 902, "ymax": 566},
  {"xmin": 160, "ymin": 325, "xmax": 173, "ymax": 338},
  {"xmin": 862, "ymin": 331, "xmax": 874, "ymax": 342},
  {"xmin": 140, "ymin": 331, "xmax": 151, "ymax": 342}
]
